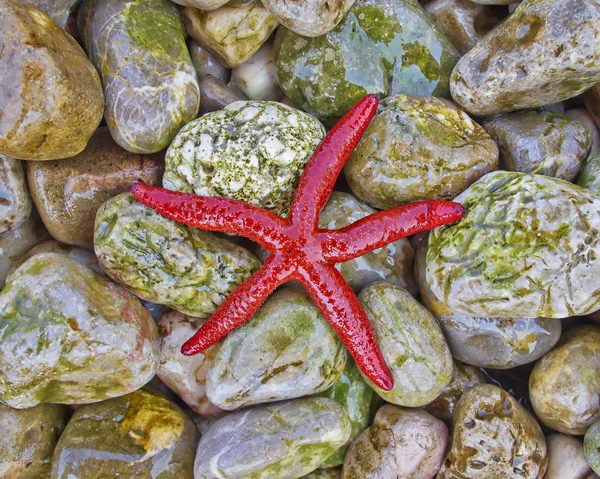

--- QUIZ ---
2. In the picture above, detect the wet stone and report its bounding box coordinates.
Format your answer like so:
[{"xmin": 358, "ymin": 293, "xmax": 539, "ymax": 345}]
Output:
[
  {"xmin": 189, "ymin": 39, "xmax": 230, "ymax": 82},
  {"xmin": 546, "ymin": 434, "xmax": 592, "ymax": 479},
  {"xmin": 199, "ymin": 75, "xmax": 248, "ymax": 115},
  {"xmin": 171, "ymin": 0, "xmax": 228, "ymax": 10},
  {"xmin": 0, "ymin": 156, "xmax": 31, "ymax": 234},
  {"xmin": 25, "ymin": 0, "xmax": 80, "ymax": 27},
  {"xmin": 565, "ymin": 107, "xmax": 600, "ymax": 158},
  {"xmin": 579, "ymin": 155, "xmax": 600, "ymax": 194},
  {"xmin": 303, "ymin": 470, "xmax": 342, "ymax": 479},
  {"xmin": 229, "ymin": 43, "xmax": 283, "ymax": 101},
  {"xmin": 0, "ymin": 253, "xmax": 159, "ymax": 408},
  {"xmin": 585, "ymin": 421, "xmax": 600, "ymax": 476},
  {"xmin": 584, "ymin": 84, "xmax": 600, "ymax": 128},
  {"xmin": 206, "ymin": 289, "xmax": 347, "ymax": 410}
]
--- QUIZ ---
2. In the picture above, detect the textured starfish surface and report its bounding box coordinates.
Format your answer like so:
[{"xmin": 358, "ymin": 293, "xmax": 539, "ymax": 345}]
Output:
[{"xmin": 131, "ymin": 95, "xmax": 465, "ymax": 390}]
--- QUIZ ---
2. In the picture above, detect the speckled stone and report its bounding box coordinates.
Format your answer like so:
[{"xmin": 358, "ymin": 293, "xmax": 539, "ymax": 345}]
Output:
[
  {"xmin": 530, "ymin": 326, "xmax": 600, "ymax": 435},
  {"xmin": 206, "ymin": 289, "xmax": 347, "ymax": 410},
  {"xmin": 358, "ymin": 281, "xmax": 453, "ymax": 406},
  {"xmin": 585, "ymin": 421, "xmax": 600, "ymax": 476},
  {"xmin": 438, "ymin": 384, "xmax": 547, "ymax": 479},
  {"xmin": 25, "ymin": 0, "xmax": 80, "ymax": 27},
  {"xmin": 545, "ymin": 434, "xmax": 591, "ymax": 479},
  {"xmin": 194, "ymin": 398, "xmax": 351, "ymax": 479},
  {"xmin": 163, "ymin": 101, "xmax": 325, "ymax": 216},
  {"xmin": 342, "ymin": 405, "xmax": 448, "ymax": 479},
  {"xmin": 51, "ymin": 389, "xmax": 198, "ymax": 478},
  {"xmin": 78, "ymin": 0, "xmax": 200, "ymax": 154},
  {"xmin": 183, "ymin": 0, "xmax": 279, "ymax": 69},
  {"xmin": 274, "ymin": 0, "xmax": 460, "ymax": 124},
  {"xmin": 482, "ymin": 111, "xmax": 591, "ymax": 181},
  {"xmin": 344, "ymin": 95, "xmax": 499, "ymax": 207},
  {"xmin": 0, "ymin": 0, "xmax": 103, "ymax": 160},
  {"xmin": 94, "ymin": 193, "xmax": 260, "ymax": 317},
  {"xmin": 189, "ymin": 39, "xmax": 230, "ymax": 82},
  {"xmin": 0, "ymin": 156, "xmax": 31, "ymax": 234},
  {"xmin": 579, "ymin": 155, "xmax": 600, "ymax": 194},
  {"xmin": 0, "ymin": 403, "xmax": 69, "ymax": 479},
  {"xmin": 27, "ymin": 127, "xmax": 164, "ymax": 248},
  {"xmin": 229, "ymin": 43, "xmax": 283, "ymax": 101},
  {"xmin": 450, "ymin": 0, "xmax": 600, "ymax": 116},
  {"xmin": 0, "ymin": 253, "xmax": 158, "ymax": 408},
  {"xmin": 427, "ymin": 171, "xmax": 600, "ymax": 318},
  {"xmin": 320, "ymin": 192, "xmax": 416, "ymax": 294},
  {"xmin": 157, "ymin": 310, "xmax": 224, "ymax": 417}
]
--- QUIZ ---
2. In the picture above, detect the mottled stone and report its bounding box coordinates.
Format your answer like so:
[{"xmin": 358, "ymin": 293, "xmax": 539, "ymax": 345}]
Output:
[
  {"xmin": 25, "ymin": 0, "xmax": 80, "ymax": 27},
  {"xmin": 0, "ymin": 0, "xmax": 103, "ymax": 160},
  {"xmin": 0, "ymin": 156, "xmax": 31, "ymax": 234},
  {"xmin": 28, "ymin": 128, "xmax": 163, "ymax": 247},
  {"xmin": 157, "ymin": 310, "xmax": 224, "ymax": 417},
  {"xmin": 78, "ymin": 0, "xmax": 200, "ymax": 154},
  {"xmin": 342, "ymin": 405, "xmax": 448, "ymax": 479},
  {"xmin": 0, "ymin": 403, "xmax": 69, "ymax": 478},
  {"xmin": 199, "ymin": 75, "xmax": 248, "ymax": 115},
  {"xmin": 304, "ymin": 470, "xmax": 342, "ymax": 479},
  {"xmin": 319, "ymin": 359, "xmax": 378, "ymax": 468},
  {"xmin": 189, "ymin": 39, "xmax": 230, "ymax": 82},
  {"xmin": 358, "ymin": 281, "xmax": 452, "ymax": 406},
  {"xmin": 427, "ymin": 171, "xmax": 600, "ymax": 318},
  {"xmin": 585, "ymin": 84, "xmax": 600, "ymax": 128},
  {"xmin": 483, "ymin": 111, "xmax": 591, "ymax": 181},
  {"xmin": 194, "ymin": 398, "xmax": 351, "ymax": 479},
  {"xmin": 183, "ymin": 0, "xmax": 279, "ymax": 69},
  {"xmin": 424, "ymin": 362, "xmax": 487, "ymax": 424},
  {"xmin": 229, "ymin": 43, "xmax": 283, "ymax": 101},
  {"xmin": 320, "ymin": 192, "xmax": 416, "ymax": 294},
  {"xmin": 566, "ymin": 107, "xmax": 600, "ymax": 157},
  {"xmin": 530, "ymin": 326, "xmax": 600, "ymax": 435},
  {"xmin": 585, "ymin": 421, "xmax": 600, "ymax": 476},
  {"xmin": 450, "ymin": 0, "xmax": 600, "ymax": 116},
  {"xmin": 95, "ymin": 193, "xmax": 259, "ymax": 316},
  {"xmin": 579, "ymin": 155, "xmax": 600, "ymax": 194},
  {"xmin": 172, "ymin": 0, "xmax": 228, "ymax": 10},
  {"xmin": 51, "ymin": 389, "xmax": 198, "ymax": 478},
  {"xmin": 274, "ymin": 0, "xmax": 460, "ymax": 124},
  {"xmin": 438, "ymin": 384, "xmax": 547, "ymax": 479},
  {"xmin": 546, "ymin": 434, "xmax": 592, "ymax": 479},
  {"xmin": 163, "ymin": 101, "xmax": 325, "ymax": 216},
  {"xmin": 0, "ymin": 253, "xmax": 158, "ymax": 408},
  {"xmin": 344, "ymin": 95, "xmax": 498, "ymax": 207},
  {"xmin": 207, "ymin": 289, "xmax": 346, "ymax": 410}
]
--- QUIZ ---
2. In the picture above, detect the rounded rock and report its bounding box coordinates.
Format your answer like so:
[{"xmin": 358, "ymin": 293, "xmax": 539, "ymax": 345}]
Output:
[
  {"xmin": 26, "ymin": 0, "xmax": 81, "ymax": 28},
  {"xmin": 584, "ymin": 84, "xmax": 600, "ymax": 128},
  {"xmin": 530, "ymin": 325, "xmax": 600, "ymax": 435},
  {"xmin": 545, "ymin": 433, "xmax": 591, "ymax": 479},
  {"xmin": 344, "ymin": 94, "xmax": 499, "ymax": 207},
  {"xmin": 199, "ymin": 75, "xmax": 248, "ymax": 115},
  {"xmin": 0, "ymin": 156, "xmax": 31, "ymax": 234},
  {"xmin": 171, "ymin": 0, "xmax": 228, "ymax": 10},
  {"xmin": 303, "ymin": 470, "xmax": 342, "ymax": 479},
  {"xmin": 358, "ymin": 281, "xmax": 453, "ymax": 406},
  {"xmin": 585, "ymin": 421, "xmax": 600, "ymax": 476},
  {"xmin": 229, "ymin": 42, "xmax": 283, "ymax": 101},
  {"xmin": 189, "ymin": 39, "xmax": 230, "ymax": 82},
  {"xmin": 565, "ymin": 107, "xmax": 600, "ymax": 158},
  {"xmin": 578, "ymin": 155, "xmax": 600, "ymax": 194}
]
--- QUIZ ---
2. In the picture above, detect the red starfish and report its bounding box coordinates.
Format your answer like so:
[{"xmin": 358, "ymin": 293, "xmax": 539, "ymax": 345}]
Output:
[{"xmin": 131, "ymin": 95, "xmax": 465, "ymax": 391}]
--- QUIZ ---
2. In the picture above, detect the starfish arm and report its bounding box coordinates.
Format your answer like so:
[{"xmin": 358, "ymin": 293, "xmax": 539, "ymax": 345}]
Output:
[
  {"xmin": 181, "ymin": 255, "xmax": 293, "ymax": 356},
  {"xmin": 297, "ymin": 261, "xmax": 394, "ymax": 391},
  {"xmin": 319, "ymin": 200, "xmax": 466, "ymax": 263},
  {"xmin": 131, "ymin": 183, "xmax": 287, "ymax": 251},
  {"xmin": 288, "ymin": 95, "xmax": 379, "ymax": 229}
]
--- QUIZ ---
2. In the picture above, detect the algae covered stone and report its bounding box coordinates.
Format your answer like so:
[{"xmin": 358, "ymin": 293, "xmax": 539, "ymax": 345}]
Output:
[
  {"xmin": 342, "ymin": 405, "xmax": 448, "ymax": 479},
  {"xmin": 0, "ymin": 253, "xmax": 158, "ymax": 408},
  {"xmin": 78, "ymin": 0, "xmax": 200, "ymax": 154},
  {"xmin": 483, "ymin": 111, "xmax": 591, "ymax": 181},
  {"xmin": 51, "ymin": 389, "xmax": 198, "ymax": 478},
  {"xmin": 426, "ymin": 171, "xmax": 600, "ymax": 318},
  {"xmin": 530, "ymin": 326, "xmax": 600, "ymax": 435},
  {"xmin": 450, "ymin": 0, "xmax": 600, "ymax": 116},
  {"xmin": 358, "ymin": 281, "xmax": 453, "ymax": 406},
  {"xmin": 94, "ymin": 193, "xmax": 260, "ymax": 317},
  {"xmin": 163, "ymin": 101, "xmax": 325, "ymax": 216},
  {"xmin": 206, "ymin": 289, "xmax": 347, "ymax": 410},
  {"xmin": 320, "ymin": 192, "xmax": 416, "ymax": 294},
  {"xmin": 438, "ymin": 384, "xmax": 547, "ymax": 479},
  {"xmin": 578, "ymin": 154, "xmax": 600, "ymax": 194},
  {"xmin": 584, "ymin": 421, "xmax": 600, "ymax": 476},
  {"xmin": 274, "ymin": 0, "xmax": 460, "ymax": 124},
  {"xmin": 344, "ymin": 95, "xmax": 499, "ymax": 207},
  {"xmin": 0, "ymin": 0, "xmax": 103, "ymax": 160},
  {"xmin": 0, "ymin": 156, "xmax": 31, "ymax": 234},
  {"xmin": 194, "ymin": 397, "xmax": 351, "ymax": 479},
  {"xmin": 0, "ymin": 403, "xmax": 69, "ymax": 478}
]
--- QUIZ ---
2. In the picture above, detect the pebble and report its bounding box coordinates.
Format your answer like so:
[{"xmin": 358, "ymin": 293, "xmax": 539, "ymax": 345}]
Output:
[
  {"xmin": 229, "ymin": 43, "xmax": 283, "ymax": 101},
  {"xmin": 0, "ymin": 156, "xmax": 31, "ymax": 234},
  {"xmin": 189, "ymin": 39, "xmax": 230, "ymax": 82},
  {"xmin": 546, "ymin": 434, "xmax": 592, "ymax": 479}
]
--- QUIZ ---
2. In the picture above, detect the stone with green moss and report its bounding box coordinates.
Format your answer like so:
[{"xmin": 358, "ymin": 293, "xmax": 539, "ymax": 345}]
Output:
[
  {"xmin": 78, "ymin": 0, "xmax": 200, "ymax": 154},
  {"xmin": 320, "ymin": 192, "xmax": 416, "ymax": 294},
  {"xmin": 483, "ymin": 111, "xmax": 591, "ymax": 181},
  {"xmin": 0, "ymin": 253, "xmax": 158, "ymax": 408},
  {"xmin": 358, "ymin": 281, "xmax": 453, "ymax": 406},
  {"xmin": 584, "ymin": 420, "xmax": 600, "ymax": 475},
  {"xmin": 450, "ymin": 0, "xmax": 600, "ymax": 116},
  {"xmin": 94, "ymin": 193, "xmax": 260, "ymax": 317},
  {"xmin": 530, "ymin": 325, "xmax": 600, "ymax": 435},
  {"xmin": 578, "ymin": 155, "xmax": 600, "ymax": 193},
  {"xmin": 163, "ymin": 101, "xmax": 325, "ymax": 216},
  {"xmin": 206, "ymin": 289, "xmax": 347, "ymax": 410},
  {"xmin": 194, "ymin": 397, "xmax": 351, "ymax": 479},
  {"xmin": 51, "ymin": 389, "xmax": 198, "ymax": 478},
  {"xmin": 426, "ymin": 171, "xmax": 600, "ymax": 318},
  {"xmin": 274, "ymin": 0, "xmax": 460, "ymax": 124},
  {"xmin": 342, "ymin": 405, "xmax": 448, "ymax": 479},
  {"xmin": 318, "ymin": 359, "xmax": 379, "ymax": 468},
  {"xmin": 0, "ymin": 403, "xmax": 69, "ymax": 478},
  {"xmin": 344, "ymin": 95, "xmax": 499, "ymax": 207}
]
